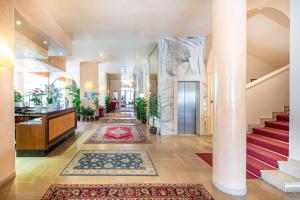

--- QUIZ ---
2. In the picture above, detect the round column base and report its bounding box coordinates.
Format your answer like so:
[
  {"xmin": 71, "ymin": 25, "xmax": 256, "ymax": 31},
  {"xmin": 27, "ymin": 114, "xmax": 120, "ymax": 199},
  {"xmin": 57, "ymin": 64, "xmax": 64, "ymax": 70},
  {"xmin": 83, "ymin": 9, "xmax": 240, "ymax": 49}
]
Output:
[{"xmin": 213, "ymin": 180, "xmax": 247, "ymax": 196}]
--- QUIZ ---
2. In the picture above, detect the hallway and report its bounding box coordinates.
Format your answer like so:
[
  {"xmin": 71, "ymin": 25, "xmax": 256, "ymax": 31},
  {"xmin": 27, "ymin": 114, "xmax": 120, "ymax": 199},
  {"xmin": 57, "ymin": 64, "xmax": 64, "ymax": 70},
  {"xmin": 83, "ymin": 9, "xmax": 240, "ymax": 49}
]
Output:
[{"xmin": 0, "ymin": 112, "xmax": 299, "ymax": 199}]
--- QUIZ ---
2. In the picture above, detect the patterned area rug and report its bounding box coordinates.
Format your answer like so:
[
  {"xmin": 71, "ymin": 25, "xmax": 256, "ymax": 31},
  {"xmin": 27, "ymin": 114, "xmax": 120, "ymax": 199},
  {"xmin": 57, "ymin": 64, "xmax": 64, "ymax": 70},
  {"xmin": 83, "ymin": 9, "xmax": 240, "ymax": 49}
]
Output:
[
  {"xmin": 84, "ymin": 125, "xmax": 149, "ymax": 144},
  {"xmin": 41, "ymin": 183, "xmax": 215, "ymax": 200},
  {"xmin": 99, "ymin": 118, "xmax": 136, "ymax": 124},
  {"xmin": 99, "ymin": 112, "xmax": 136, "ymax": 124},
  {"xmin": 60, "ymin": 150, "xmax": 158, "ymax": 176}
]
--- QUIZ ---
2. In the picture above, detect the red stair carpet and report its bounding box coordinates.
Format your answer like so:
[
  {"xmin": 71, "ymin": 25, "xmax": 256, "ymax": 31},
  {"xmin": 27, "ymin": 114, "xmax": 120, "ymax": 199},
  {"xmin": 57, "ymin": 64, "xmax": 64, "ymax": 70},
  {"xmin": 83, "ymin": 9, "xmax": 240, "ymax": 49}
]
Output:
[
  {"xmin": 196, "ymin": 153, "xmax": 257, "ymax": 179},
  {"xmin": 246, "ymin": 113, "xmax": 289, "ymax": 177},
  {"xmin": 196, "ymin": 113, "xmax": 289, "ymax": 179}
]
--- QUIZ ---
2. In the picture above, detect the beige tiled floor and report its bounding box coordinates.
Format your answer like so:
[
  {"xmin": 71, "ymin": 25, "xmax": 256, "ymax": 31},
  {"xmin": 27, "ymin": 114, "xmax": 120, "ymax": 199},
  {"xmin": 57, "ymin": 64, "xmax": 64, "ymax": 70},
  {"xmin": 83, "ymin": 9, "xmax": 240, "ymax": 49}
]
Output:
[{"xmin": 0, "ymin": 122, "xmax": 299, "ymax": 199}]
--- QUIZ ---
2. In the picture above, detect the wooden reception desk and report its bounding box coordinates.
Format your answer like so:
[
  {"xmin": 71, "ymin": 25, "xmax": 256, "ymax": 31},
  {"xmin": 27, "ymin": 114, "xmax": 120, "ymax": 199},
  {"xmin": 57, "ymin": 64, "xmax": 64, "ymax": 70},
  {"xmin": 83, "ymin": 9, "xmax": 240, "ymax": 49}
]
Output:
[{"xmin": 15, "ymin": 108, "xmax": 77, "ymax": 157}]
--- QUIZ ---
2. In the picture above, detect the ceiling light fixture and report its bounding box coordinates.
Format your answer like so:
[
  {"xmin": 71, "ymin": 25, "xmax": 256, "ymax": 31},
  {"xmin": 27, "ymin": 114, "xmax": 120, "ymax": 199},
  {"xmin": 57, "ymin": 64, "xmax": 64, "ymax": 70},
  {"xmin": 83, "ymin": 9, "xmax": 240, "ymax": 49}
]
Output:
[
  {"xmin": 16, "ymin": 20, "xmax": 22, "ymax": 25},
  {"xmin": 258, "ymin": 7, "xmax": 262, "ymax": 10},
  {"xmin": 43, "ymin": 41, "xmax": 48, "ymax": 44}
]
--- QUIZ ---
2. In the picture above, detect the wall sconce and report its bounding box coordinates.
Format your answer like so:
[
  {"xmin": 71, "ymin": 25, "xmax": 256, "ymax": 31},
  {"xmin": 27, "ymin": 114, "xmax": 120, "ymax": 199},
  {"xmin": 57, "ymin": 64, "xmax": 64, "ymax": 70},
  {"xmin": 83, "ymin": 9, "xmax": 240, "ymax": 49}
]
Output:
[
  {"xmin": 0, "ymin": 42, "xmax": 14, "ymax": 68},
  {"xmin": 85, "ymin": 81, "xmax": 93, "ymax": 91}
]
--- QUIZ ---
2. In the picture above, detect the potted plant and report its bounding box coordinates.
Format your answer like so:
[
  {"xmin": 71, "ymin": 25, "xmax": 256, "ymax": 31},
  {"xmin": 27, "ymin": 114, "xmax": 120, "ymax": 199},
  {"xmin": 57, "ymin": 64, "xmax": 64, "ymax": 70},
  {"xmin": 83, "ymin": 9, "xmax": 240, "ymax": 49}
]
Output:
[
  {"xmin": 140, "ymin": 98, "xmax": 147, "ymax": 124},
  {"xmin": 135, "ymin": 97, "xmax": 142, "ymax": 120},
  {"xmin": 94, "ymin": 97, "xmax": 99, "ymax": 120},
  {"xmin": 105, "ymin": 96, "xmax": 110, "ymax": 113},
  {"xmin": 80, "ymin": 106, "xmax": 87, "ymax": 121},
  {"xmin": 46, "ymin": 96, "xmax": 55, "ymax": 111},
  {"xmin": 14, "ymin": 91, "xmax": 23, "ymax": 107},
  {"xmin": 46, "ymin": 84, "xmax": 62, "ymax": 111},
  {"xmin": 149, "ymin": 92, "xmax": 159, "ymax": 134},
  {"xmin": 31, "ymin": 88, "xmax": 44, "ymax": 112},
  {"xmin": 86, "ymin": 106, "xmax": 95, "ymax": 121},
  {"xmin": 66, "ymin": 85, "xmax": 81, "ymax": 120}
]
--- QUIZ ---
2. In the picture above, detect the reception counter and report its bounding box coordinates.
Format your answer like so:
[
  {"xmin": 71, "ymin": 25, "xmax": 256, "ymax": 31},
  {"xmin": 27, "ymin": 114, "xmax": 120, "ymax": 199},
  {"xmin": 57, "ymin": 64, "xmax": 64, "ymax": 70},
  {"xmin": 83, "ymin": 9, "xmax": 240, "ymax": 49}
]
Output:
[{"xmin": 15, "ymin": 107, "xmax": 77, "ymax": 157}]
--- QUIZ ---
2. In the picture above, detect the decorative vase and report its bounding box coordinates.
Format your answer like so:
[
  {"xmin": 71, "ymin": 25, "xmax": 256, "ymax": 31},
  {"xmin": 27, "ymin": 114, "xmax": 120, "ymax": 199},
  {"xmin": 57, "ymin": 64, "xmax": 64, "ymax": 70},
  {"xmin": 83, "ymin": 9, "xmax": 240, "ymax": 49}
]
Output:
[
  {"xmin": 34, "ymin": 104, "xmax": 43, "ymax": 113},
  {"xmin": 47, "ymin": 104, "xmax": 55, "ymax": 112}
]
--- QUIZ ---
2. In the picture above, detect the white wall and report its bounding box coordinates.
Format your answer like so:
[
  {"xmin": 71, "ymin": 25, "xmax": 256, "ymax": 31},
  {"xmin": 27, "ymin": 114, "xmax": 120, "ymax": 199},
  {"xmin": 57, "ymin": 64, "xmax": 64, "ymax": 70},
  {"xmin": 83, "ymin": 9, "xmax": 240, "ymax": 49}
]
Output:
[
  {"xmin": 247, "ymin": 65, "xmax": 289, "ymax": 127},
  {"xmin": 109, "ymin": 80, "xmax": 121, "ymax": 102},
  {"xmin": 98, "ymin": 63, "xmax": 107, "ymax": 106},
  {"xmin": 49, "ymin": 60, "xmax": 80, "ymax": 86},
  {"xmin": 247, "ymin": 54, "xmax": 276, "ymax": 83}
]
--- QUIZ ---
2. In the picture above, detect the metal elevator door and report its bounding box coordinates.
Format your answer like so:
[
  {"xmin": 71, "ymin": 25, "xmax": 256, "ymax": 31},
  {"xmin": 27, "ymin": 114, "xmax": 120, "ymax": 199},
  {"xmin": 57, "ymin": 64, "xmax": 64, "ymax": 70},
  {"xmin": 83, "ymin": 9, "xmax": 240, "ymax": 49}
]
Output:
[{"xmin": 178, "ymin": 81, "xmax": 197, "ymax": 134}]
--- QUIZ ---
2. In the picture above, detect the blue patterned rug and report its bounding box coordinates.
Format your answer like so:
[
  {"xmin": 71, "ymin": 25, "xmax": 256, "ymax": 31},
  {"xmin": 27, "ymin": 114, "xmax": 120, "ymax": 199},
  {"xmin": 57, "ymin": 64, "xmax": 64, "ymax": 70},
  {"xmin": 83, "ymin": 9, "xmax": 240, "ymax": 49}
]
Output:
[{"xmin": 60, "ymin": 150, "xmax": 158, "ymax": 176}]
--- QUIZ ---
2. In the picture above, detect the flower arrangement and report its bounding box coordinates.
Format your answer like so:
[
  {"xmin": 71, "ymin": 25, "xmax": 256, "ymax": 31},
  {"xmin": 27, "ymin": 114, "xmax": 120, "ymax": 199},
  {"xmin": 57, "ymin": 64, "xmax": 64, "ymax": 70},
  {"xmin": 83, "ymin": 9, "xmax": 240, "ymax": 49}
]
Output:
[
  {"xmin": 30, "ymin": 88, "xmax": 44, "ymax": 105},
  {"xmin": 46, "ymin": 84, "xmax": 62, "ymax": 105}
]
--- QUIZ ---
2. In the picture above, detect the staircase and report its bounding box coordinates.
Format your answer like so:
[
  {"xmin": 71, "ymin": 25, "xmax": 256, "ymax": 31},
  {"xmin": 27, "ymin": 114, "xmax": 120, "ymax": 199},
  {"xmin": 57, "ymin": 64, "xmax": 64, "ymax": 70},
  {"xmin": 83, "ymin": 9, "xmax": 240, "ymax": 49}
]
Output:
[{"xmin": 247, "ymin": 113, "xmax": 300, "ymax": 192}]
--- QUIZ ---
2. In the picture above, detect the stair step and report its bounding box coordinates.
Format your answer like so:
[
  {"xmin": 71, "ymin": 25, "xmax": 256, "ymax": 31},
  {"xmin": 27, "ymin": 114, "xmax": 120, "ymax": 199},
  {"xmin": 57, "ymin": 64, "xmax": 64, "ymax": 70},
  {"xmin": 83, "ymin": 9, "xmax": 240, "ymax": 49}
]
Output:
[
  {"xmin": 276, "ymin": 114, "xmax": 289, "ymax": 122},
  {"xmin": 247, "ymin": 134, "xmax": 289, "ymax": 156},
  {"xmin": 253, "ymin": 127, "xmax": 289, "ymax": 142},
  {"xmin": 265, "ymin": 121, "xmax": 289, "ymax": 131},
  {"xmin": 247, "ymin": 143, "xmax": 287, "ymax": 168},
  {"xmin": 247, "ymin": 156, "xmax": 275, "ymax": 177},
  {"xmin": 261, "ymin": 170, "xmax": 300, "ymax": 192},
  {"xmin": 279, "ymin": 160, "xmax": 300, "ymax": 180}
]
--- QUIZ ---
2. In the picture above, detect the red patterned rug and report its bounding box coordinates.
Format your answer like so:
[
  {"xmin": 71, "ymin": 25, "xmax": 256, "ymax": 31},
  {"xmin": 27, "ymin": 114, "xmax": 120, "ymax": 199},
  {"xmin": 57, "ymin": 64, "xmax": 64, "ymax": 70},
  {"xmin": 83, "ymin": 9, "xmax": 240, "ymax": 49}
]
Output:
[
  {"xmin": 84, "ymin": 125, "xmax": 150, "ymax": 144},
  {"xmin": 196, "ymin": 153, "xmax": 257, "ymax": 179},
  {"xmin": 41, "ymin": 183, "xmax": 215, "ymax": 200}
]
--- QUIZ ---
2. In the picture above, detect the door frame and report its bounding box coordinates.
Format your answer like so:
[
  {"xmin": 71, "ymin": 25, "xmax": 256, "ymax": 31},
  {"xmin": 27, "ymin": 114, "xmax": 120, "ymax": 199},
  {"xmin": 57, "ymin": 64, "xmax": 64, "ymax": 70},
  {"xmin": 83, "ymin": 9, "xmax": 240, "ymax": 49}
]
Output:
[{"xmin": 174, "ymin": 76, "xmax": 202, "ymax": 135}]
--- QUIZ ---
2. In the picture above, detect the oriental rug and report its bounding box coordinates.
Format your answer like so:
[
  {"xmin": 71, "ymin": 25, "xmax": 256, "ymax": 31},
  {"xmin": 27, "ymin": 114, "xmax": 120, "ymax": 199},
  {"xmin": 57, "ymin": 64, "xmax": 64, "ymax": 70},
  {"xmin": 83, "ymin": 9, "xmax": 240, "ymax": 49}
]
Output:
[
  {"xmin": 84, "ymin": 125, "xmax": 149, "ymax": 144},
  {"xmin": 99, "ymin": 112, "xmax": 136, "ymax": 124},
  {"xmin": 41, "ymin": 183, "xmax": 215, "ymax": 200},
  {"xmin": 99, "ymin": 118, "xmax": 136, "ymax": 124},
  {"xmin": 60, "ymin": 150, "xmax": 157, "ymax": 176}
]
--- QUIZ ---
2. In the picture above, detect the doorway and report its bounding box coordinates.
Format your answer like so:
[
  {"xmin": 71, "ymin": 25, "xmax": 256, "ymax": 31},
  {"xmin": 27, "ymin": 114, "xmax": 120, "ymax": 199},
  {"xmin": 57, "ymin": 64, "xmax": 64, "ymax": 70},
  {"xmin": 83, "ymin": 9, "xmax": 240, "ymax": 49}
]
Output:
[{"xmin": 177, "ymin": 81, "xmax": 199, "ymax": 134}]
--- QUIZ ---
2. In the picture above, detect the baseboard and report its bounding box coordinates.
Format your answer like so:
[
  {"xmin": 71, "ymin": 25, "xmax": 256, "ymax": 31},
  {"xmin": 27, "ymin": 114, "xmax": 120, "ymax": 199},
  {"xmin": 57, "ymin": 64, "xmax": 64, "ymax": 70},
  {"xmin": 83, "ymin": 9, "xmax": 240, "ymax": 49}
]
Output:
[{"xmin": 0, "ymin": 172, "xmax": 16, "ymax": 187}]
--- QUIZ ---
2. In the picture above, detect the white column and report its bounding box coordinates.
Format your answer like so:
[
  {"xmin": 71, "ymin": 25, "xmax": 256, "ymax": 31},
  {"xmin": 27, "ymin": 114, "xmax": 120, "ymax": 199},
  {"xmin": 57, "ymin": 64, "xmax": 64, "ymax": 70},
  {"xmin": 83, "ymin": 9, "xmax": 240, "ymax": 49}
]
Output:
[
  {"xmin": 212, "ymin": 0, "xmax": 247, "ymax": 196},
  {"xmin": 289, "ymin": 0, "xmax": 300, "ymax": 162},
  {"xmin": 0, "ymin": 0, "xmax": 15, "ymax": 185}
]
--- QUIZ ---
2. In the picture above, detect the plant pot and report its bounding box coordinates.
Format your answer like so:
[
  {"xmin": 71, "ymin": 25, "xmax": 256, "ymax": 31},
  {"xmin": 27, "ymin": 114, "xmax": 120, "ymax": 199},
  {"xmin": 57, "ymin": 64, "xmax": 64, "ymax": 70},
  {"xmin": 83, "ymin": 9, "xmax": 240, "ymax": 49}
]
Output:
[
  {"xmin": 94, "ymin": 116, "xmax": 99, "ymax": 120},
  {"xmin": 15, "ymin": 102, "xmax": 22, "ymax": 107},
  {"xmin": 77, "ymin": 115, "xmax": 81, "ymax": 121},
  {"xmin": 142, "ymin": 119, "xmax": 147, "ymax": 124},
  {"xmin": 47, "ymin": 103, "xmax": 56, "ymax": 112},
  {"xmin": 34, "ymin": 104, "xmax": 43, "ymax": 113},
  {"xmin": 149, "ymin": 126, "xmax": 157, "ymax": 134}
]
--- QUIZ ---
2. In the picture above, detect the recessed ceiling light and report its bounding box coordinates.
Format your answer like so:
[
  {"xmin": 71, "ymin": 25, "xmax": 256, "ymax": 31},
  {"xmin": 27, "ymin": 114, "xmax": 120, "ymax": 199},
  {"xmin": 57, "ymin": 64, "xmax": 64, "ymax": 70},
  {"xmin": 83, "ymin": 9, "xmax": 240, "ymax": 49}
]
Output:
[
  {"xmin": 59, "ymin": 52, "xmax": 63, "ymax": 56},
  {"xmin": 258, "ymin": 7, "xmax": 262, "ymax": 10},
  {"xmin": 99, "ymin": 53, "xmax": 104, "ymax": 57},
  {"xmin": 16, "ymin": 20, "xmax": 22, "ymax": 25},
  {"xmin": 43, "ymin": 41, "xmax": 48, "ymax": 44}
]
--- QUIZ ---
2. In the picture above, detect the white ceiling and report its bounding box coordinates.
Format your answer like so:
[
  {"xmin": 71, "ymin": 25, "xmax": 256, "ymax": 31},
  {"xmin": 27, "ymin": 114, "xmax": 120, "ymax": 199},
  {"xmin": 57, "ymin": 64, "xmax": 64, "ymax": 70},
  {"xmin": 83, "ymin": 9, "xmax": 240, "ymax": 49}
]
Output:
[{"xmin": 39, "ymin": 0, "xmax": 212, "ymax": 64}]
